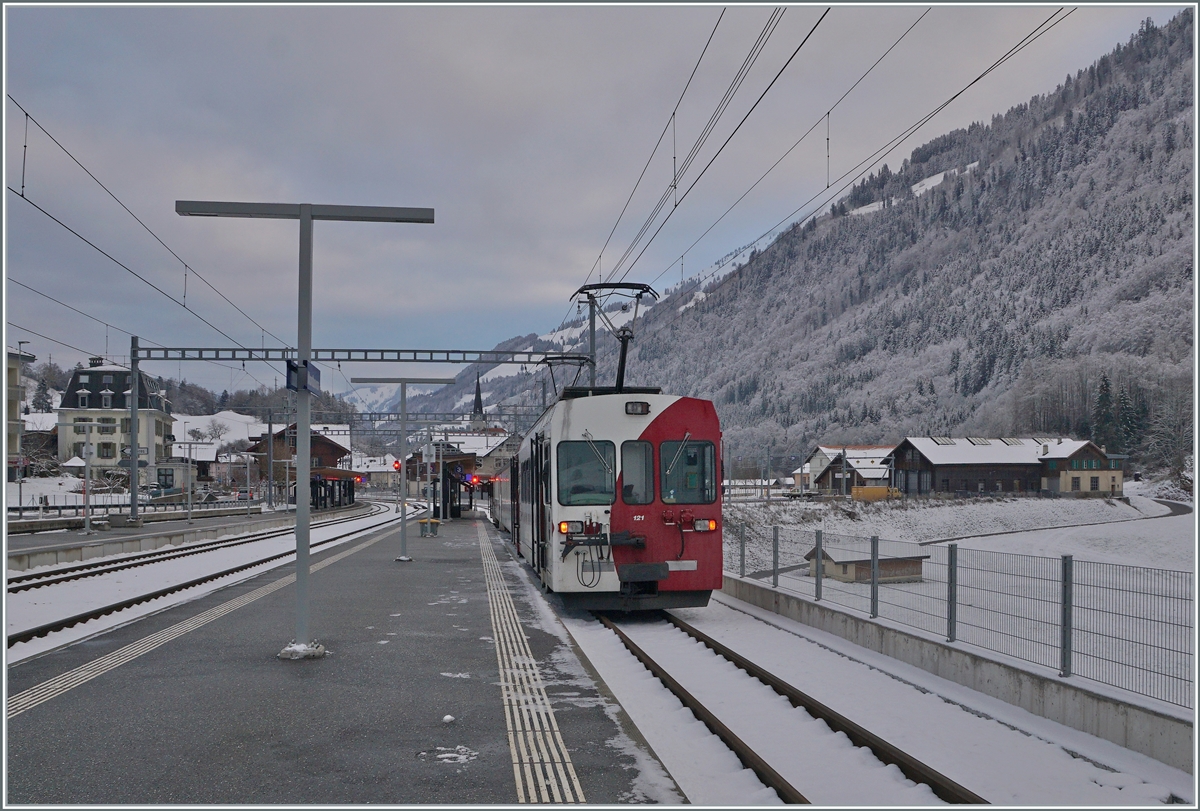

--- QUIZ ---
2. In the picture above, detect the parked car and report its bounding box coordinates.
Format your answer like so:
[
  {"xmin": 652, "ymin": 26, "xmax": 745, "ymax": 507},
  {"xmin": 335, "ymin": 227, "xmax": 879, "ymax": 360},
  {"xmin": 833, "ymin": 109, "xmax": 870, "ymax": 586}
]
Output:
[
  {"xmin": 236, "ymin": 489, "xmax": 252, "ymax": 500},
  {"xmin": 785, "ymin": 488, "xmax": 818, "ymax": 499}
]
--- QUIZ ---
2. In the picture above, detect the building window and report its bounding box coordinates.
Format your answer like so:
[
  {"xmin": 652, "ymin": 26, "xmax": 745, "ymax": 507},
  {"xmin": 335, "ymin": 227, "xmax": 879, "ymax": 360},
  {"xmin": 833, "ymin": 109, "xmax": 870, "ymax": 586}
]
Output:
[
  {"xmin": 995, "ymin": 481, "xmax": 1002, "ymax": 491},
  {"xmin": 1048, "ymin": 460, "xmax": 1056, "ymax": 471},
  {"xmin": 98, "ymin": 443, "xmax": 115, "ymax": 459},
  {"xmin": 1071, "ymin": 477, "xmax": 1081, "ymax": 491},
  {"xmin": 98, "ymin": 418, "xmax": 116, "ymax": 434},
  {"xmin": 101, "ymin": 394, "xmax": 112, "ymax": 409},
  {"xmin": 102, "ymin": 375, "xmax": 112, "ymax": 385},
  {"xmin": 841, "ymin": 564, "xmax": 848, "ymax": 575},
  {"xmin": 121, "ymin": 418, "xmax": 130, "ymax": 433},
  {"xmin": 74, "ymin": 418, "xmax": 89, "ymax": 434},
  {"xmin": 977, "ymin": 481, "xmax": 985, "ymax": 492},
  {"xmin": 1110, "ymin": 460, "xmax": 1119, "ymax": 470},
  {"xmin": 158, "ymin": 469, "xmax": 174, "ymax": 488},
  {"xmin": 942, "ymin": 479, "xmax": 950, "ymax": 491},
  {"xmin": 79, "ymin": 374, "xmax": 89, "ymax": 383},
  {"xmin": 1014, "ymin": 479, "xmax": 1021, "ymax": 492},
  {"xmin": 78, "ymin": 394, "xmax": 89, "ymax": 408},
  {"xmin": 1090, "ymin": 476, "xmax": 1100, "ymax": 491},
  {"xmin": 73, "ymin": 442, "xmax": 85, "ymax": 458}
]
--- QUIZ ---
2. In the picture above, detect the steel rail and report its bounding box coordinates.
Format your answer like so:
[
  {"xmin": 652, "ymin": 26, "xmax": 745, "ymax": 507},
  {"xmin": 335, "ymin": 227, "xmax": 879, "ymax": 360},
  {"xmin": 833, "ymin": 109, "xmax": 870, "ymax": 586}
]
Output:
[
  {"xmin": 7, "ymin": 506, "xmax": 409, "ymax": 647},
  {"xmin": 595, "ymin": 613, "xmax": 809, "ymax": 804},
  {"xmin": 7, "ymin": 503, "xmax": 379, "ymax": 593},
  {"xmin": 660, "ymin": 612, "xmax": 989, "ymax": 804}
]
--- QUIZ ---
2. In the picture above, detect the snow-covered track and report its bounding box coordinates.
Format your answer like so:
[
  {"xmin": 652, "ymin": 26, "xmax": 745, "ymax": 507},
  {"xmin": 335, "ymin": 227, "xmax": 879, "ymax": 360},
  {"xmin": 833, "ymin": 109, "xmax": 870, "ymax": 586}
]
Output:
[
  {"xmin": 7, "ymin": 503, "xmax": 383, "ymax": 594},
  {"xmin": 658, "ymin": 612, "xmax": 987, "ymax": 804},
  {"xmin": 596, "ymin": 612, "xmax": 808, "ymax": 803},
  {"xmin": 7, "ymin": 505, "xmax": 404, "ymax": 647},
  {"xmin": 598, "ymin": 611, "xmax": 988, "ymax": 805}
]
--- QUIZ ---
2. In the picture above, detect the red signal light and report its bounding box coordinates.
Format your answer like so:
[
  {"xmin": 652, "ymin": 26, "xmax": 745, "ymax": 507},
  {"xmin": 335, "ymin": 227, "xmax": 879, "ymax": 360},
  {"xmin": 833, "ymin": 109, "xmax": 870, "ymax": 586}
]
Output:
[
  {"xmin": 471, "ymin": 475, "xmax": 479, "ymax": 485},
  {"xmin": 393, "ymin": 460, "xmax": 401, "ymax": 470}
]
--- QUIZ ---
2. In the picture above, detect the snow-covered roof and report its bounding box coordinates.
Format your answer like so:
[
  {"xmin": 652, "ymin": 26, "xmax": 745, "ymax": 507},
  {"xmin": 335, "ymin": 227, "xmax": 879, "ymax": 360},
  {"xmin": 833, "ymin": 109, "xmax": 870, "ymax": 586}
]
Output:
[
  {"xmin": 904, "ymin": 437, "xmax": 1094, "ymax": 465},
  {"xmin": 22, "ymin": 412, "xmax": 57, "ymax": 432}
]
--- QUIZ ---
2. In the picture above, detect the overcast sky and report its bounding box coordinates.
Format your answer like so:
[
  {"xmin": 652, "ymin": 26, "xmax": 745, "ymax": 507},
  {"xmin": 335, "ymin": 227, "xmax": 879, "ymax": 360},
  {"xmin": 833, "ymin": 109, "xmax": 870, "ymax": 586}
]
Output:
[{"xmin": 4, "ymin": 4, "xmax": 1186, "ymax": 400}]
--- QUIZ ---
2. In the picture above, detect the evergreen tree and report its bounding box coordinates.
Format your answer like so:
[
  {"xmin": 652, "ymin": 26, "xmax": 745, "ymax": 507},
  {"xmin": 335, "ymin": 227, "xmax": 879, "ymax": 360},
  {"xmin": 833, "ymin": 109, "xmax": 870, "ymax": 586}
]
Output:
[
  {"xmin": 1090, "ymin": 372, "xmax": 1117, "ymax": 450},
  {"xmin": 32, "ymin": 379, "xmax": 52, "ymax": 413}
]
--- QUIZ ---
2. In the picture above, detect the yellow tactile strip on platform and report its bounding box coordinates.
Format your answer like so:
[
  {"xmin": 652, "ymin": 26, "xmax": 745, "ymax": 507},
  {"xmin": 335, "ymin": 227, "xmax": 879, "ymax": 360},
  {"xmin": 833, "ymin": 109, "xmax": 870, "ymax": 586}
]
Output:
[{"xmin": 477, "ymin": 521, "xmax": 585, "ymax": 804}]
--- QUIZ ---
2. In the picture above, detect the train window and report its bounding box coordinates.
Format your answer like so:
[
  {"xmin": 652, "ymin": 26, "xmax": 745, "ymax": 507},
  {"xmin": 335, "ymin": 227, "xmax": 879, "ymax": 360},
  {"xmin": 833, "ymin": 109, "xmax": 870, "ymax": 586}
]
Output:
[
  {"xmin": 621, "ymin": 441, "xmax": 654, "ymax": 505},
  {"xmin": 556, "ymin": 440, "xmax": 615, "ymax": 506},
  {"xmin": 660, "ymin": 440, "xmax": 716, "ymax": 504}
]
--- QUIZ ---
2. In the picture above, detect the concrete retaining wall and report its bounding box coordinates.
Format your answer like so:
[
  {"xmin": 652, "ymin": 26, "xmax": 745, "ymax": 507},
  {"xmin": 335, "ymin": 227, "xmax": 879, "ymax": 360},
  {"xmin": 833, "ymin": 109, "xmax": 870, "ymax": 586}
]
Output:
[{"xmin": 722, "ymin": 574, "xmax": 1194, "ymax": 773}]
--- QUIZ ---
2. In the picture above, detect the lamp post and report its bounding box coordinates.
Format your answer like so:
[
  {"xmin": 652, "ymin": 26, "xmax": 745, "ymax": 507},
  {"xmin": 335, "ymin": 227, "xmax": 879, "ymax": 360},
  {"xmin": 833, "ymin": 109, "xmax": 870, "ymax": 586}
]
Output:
[
  {"xmin": 351, "ymin": 377, "xmax": 454, "ymax": 562},
  {"xmin": 177, "ymin": 200, "xmax": 433, "ymax": 659}
]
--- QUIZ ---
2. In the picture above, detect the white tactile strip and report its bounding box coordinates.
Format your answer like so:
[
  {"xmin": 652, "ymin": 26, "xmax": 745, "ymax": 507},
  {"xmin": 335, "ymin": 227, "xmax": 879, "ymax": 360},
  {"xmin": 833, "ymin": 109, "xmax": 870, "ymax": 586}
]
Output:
[
  {"xmin": 477, "ymin": 521, "xmax": 585, "ymax": 804},
  {"xmin": 7, "ymin": 527, "xmax": 395, "ymax": 719}
]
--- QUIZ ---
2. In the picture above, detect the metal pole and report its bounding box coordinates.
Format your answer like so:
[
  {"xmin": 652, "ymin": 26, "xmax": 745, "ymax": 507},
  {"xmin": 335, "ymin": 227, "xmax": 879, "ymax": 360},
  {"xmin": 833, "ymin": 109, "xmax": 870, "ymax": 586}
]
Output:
[
  {"xmin": 246, "ymin": 453, "xmax": 252, "ymax": 516},
  {"xmin": 1060, "ymin": 554, "xmax": 1073, "ymax": 677},
  {"xmin": 267, "ymin": 409, "xmax": 274, "ymax": 509},
  {"xmin": 870, "ymin": 535, "xmax": 879, "ymax": 618},
  {"xmin": 947, "ymin": 543, "xmax": 958, "ymax": 642},
  {"xmin": 814, "ymin": 529, "xmax": 823, "ymax": 600},
  {"xmin": 398, "ymin": 383, "xmax": 410, "ymax": 561},
  {"xmin": 588, "ymin": 294, "xmax": 596, "ymax": 388},
  {"xmin": 295, "ymin": 203, "xmax": 315, "ymax": 651},
  {"xmin": 82, "ymin": 424, "xmax": 92, "ymax": 534},
  {"xmin": 187, "ymin": 444, "xmax": 193, "ymax": 523},
  {"xmin": 17, "ymin": 340, "xmax": 26, "ymax": 519},
  {"xmin": 739, "ymin": 522, "xmax": 746, "ymax": 578},
  {"xmin": 129, "ymin": 336, "xmax": 139, "ymax": 521},
  {"xmin": 772, "ymin": 526, "xmax": 779, "ymax": 588}
]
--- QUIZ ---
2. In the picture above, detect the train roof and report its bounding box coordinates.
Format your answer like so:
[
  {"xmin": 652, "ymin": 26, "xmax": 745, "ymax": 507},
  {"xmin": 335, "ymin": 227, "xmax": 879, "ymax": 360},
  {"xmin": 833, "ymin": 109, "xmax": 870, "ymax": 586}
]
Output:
[{"xmin": 560, "ymin": 386, "xmax": 662, "ymax": 399}]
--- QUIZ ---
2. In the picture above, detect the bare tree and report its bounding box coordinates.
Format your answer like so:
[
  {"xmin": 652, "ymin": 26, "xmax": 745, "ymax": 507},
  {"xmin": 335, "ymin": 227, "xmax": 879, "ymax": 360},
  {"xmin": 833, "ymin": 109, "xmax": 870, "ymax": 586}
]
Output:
[{"xmin": 206, "ymin": 418, "xmax": 230, "ymax": 442}]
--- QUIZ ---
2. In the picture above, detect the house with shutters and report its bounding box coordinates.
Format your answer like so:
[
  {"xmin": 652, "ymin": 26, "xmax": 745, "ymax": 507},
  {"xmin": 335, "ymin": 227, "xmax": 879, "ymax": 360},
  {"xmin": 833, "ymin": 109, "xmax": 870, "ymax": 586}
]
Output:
[{"xmin": 55, "ymin": 357, "xmax": 173, "ymax": 485}]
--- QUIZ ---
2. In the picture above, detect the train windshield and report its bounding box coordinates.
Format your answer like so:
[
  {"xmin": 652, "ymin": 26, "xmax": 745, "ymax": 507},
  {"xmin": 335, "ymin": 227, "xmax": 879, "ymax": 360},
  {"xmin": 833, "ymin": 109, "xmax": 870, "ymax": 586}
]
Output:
[
  {"xmin": 660, "ymin": 440, "xmax": 717, "ymax": 504},
  {"xmin": 557, "ymin": 440, "xmax": 616, "ymax": 505},
  {"xmin": 621, "ymin": 441, "xmax": 654, "ymax": 505}
]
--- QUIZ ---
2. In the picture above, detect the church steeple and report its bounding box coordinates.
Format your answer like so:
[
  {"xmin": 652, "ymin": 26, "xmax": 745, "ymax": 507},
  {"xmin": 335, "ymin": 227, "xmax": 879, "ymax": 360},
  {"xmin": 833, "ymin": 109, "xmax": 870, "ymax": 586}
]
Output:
[{"xmin": 471, "ymin": 372, "xmax": 485, "ymax": 429}]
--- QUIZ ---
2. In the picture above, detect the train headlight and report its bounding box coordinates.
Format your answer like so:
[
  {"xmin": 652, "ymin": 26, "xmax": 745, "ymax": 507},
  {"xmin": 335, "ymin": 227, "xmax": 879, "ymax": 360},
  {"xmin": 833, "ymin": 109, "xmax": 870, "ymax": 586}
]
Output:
[
  {"xmin": 558, "ymin": 521, "xmax": 583, "ymax": 534},
  {"xmin": 625, "ymin": 401, "xmax": 651, "ymax": 415},
  {"xmin": 693, "ymin": 518, "xmax": 717, "ymax": 532}
]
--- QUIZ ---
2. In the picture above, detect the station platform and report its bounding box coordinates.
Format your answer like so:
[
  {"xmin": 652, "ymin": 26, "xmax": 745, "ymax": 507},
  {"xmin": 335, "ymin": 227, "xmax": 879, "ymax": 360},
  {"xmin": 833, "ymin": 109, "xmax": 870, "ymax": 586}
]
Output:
[{"xmin": 6, "ymin": 512, "xmax": 679, "ymax": 804}]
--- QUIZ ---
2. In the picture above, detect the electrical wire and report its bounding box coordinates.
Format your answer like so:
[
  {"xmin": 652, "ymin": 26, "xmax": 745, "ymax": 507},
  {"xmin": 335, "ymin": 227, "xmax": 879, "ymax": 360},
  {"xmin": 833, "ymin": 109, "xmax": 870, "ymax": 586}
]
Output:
[
  {"xmin": 633, "ymin": 7, "xmax": 1076, "ymax": 347},
  {"xmin": 8, "ymin": 277, "xmax": 271, "ymax": 388},
  {"xmin": 646, "ymin": 7, "xmax": 931, "ymax": 289},
  {"xmin": 615, "ymin": 7, "xmax": 831, "ymax": 283},
  {"xmin": 7, "ymin": 322, "xmax": 123, "ymax": 367},
  {"xmin": 6, "ymin": 95, "xmax": 291, "ymax": 350},
  {"xmin": 607, "ymin": 7, "xmax": 796, "ymax": 285}
]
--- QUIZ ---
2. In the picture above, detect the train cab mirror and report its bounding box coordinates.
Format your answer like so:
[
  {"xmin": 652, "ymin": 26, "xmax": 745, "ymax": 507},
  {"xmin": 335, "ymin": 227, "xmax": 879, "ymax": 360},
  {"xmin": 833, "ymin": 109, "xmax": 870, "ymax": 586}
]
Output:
[{"xmin": 625, "ymin": 401, "xmax": 651, "ymax": 415}]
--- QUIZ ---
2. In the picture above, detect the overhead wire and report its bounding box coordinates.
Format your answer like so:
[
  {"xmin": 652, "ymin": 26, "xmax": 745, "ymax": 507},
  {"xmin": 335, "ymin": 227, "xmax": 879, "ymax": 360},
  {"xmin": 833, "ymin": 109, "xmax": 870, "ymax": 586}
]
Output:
[
  {"xmin": 6, "ymin": 95, "xmax": 291, "ymax": 351},
  {"xmin": 646, "ymin": 7, "xmax": 931, "ymax": 289},
  {"xmin": 607, "ymin": 7, "xmax": 796, "ymax": 284},
  {"xmin": 615, "ymin": 7, "xmax": 831, "ymax": 283},
  {"xmin": 8, "ymin": 277, "xmax": 271, "ymax": 388},
  {"xmin": 7, "ymin": 322, "xmax": 124, "ymax": 367},
  {"xmin": 627, "ymin": 7, "xmax": 1078, "ymax": 349}
]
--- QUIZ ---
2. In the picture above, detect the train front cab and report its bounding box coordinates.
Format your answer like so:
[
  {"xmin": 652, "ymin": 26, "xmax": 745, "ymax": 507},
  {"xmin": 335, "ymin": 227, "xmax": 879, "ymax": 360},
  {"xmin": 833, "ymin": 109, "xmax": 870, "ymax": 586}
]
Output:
[{"xmin": 515, "ymin": 393, "xmax": 723, "ymax": 611}]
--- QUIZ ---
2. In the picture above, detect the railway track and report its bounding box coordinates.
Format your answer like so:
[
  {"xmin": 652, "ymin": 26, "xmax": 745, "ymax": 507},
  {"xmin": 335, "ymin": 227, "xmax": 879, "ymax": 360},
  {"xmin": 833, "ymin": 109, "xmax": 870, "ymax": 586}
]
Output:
[
  {"xmin": 7, "ymin": 503, "xmax": 384, "ymax": 594},
  {"xmin": 7, "ymin": 502, "xmax": 412, "ymax": 648},
  {"xmin": 597, "ymin": 611, "xmax": 987, "ymax": 805}
]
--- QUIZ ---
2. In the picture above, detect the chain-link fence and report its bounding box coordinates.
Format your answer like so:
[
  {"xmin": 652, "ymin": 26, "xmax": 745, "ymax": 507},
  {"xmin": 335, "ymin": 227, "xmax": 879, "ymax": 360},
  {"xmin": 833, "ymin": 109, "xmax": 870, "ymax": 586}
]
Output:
[{"xmin": 725, "ymin": 523, "xmax": 1193, "ymax": 708}]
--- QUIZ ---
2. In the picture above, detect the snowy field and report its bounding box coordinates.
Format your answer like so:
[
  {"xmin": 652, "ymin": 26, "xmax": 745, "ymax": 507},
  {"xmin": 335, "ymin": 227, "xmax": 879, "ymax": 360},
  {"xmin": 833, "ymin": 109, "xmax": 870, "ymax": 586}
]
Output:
[{"xmin": 724, "ymin": 481, "xmax": 1193, "ymax": 571}]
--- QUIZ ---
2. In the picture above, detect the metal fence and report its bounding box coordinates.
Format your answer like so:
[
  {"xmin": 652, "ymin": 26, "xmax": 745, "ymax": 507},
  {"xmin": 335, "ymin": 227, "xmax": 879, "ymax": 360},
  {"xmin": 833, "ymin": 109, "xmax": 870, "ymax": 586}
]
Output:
[{"xmin": 728, "ymin": 524, "xmax": 1193, "ymax": 708}]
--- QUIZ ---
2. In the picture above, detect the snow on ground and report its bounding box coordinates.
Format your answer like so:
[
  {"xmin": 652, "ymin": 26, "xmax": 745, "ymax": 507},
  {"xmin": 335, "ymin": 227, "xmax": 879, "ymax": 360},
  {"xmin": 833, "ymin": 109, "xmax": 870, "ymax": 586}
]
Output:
[
  {"xmin": 725, "ymin": 487, "xmax": 1192, "ymax": 570},
  {"xmin": 6, "ymin": 502, "xmax": 422, "ymax": 664},
  {"xmin": 6, "ymin": 475, "xmax": 144, "ymax": 508}
]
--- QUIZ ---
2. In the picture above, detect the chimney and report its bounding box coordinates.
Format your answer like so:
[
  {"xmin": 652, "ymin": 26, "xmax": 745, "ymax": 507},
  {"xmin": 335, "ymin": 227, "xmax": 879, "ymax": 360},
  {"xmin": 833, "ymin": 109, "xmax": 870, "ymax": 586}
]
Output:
[
  {"xmin": 1057, "ymin": 437, "xmax": 1062, "ymax": 445},
  {"xmin": 89, "ymin": 357, "xmax": 104, "ymax": 367}
]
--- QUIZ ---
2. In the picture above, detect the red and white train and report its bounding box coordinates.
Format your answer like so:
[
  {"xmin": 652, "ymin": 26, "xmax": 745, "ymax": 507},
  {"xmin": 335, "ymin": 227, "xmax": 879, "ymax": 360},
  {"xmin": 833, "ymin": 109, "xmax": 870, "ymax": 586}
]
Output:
[{"xmin": 493, "ymin": 387, "xmax": 723, "ymax": 610}]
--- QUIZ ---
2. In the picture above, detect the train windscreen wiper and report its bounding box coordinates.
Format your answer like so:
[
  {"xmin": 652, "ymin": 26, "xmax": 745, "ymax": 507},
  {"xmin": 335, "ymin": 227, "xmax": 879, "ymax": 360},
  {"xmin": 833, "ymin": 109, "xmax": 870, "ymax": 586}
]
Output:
[{"xmin": 665, "ymin": 432, "xmax": 692, "ymax": 476}]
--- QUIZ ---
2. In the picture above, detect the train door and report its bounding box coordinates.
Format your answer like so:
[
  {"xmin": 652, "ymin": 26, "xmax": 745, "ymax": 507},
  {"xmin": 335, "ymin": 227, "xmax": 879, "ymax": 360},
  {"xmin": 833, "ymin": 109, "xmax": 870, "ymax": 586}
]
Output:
[
  {"xmin": 509, "ymin": 455, "xmax": 520, "ymax": 553},
  {"xmin": 531, "ymin": 433, "xmax": 549, "ymax": 580}
]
